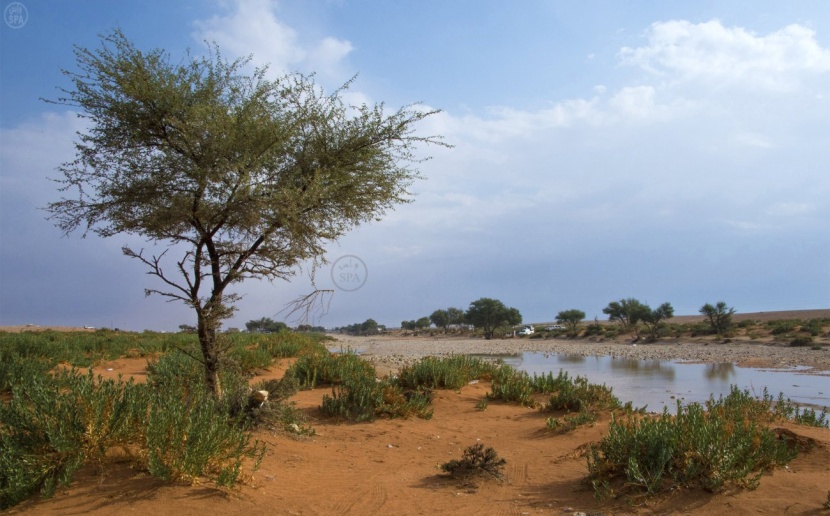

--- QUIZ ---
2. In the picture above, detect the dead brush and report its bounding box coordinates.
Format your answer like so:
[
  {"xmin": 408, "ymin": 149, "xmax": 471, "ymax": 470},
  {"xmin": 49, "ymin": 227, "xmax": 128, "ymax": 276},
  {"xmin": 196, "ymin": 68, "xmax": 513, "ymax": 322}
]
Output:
[{"xmin": 441, "ymin": 443, "xmax": 507, "ymax": 483}]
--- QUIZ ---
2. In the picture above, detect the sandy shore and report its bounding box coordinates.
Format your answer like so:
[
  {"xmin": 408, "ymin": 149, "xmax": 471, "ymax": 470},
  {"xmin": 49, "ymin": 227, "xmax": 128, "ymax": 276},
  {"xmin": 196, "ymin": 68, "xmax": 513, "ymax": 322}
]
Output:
[{"xmin": 329, "ymin": 334, "xmax": 830, "ymax": 375}]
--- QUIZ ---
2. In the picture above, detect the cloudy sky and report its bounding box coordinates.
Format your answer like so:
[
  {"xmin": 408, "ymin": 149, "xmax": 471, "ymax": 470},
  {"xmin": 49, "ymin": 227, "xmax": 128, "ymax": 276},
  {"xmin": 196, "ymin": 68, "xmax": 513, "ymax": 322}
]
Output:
[{"xmin": 1, "ymin": 0, "xmax": 828, "ymax": 331}]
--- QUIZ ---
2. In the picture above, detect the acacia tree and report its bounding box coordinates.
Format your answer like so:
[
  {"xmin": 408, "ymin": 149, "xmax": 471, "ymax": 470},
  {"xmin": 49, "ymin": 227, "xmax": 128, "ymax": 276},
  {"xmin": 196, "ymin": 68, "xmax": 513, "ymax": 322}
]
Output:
[
  {"xmin": 700, "ymin": 301, "xmax": 736, "ymax": 337},
  {"xmin": 446, "ymin": 307, "xmax": 466, "ymax": 330},
  {"xmin": 465, "ymin": 298, "xmax": 521, "ymax": 340},
  {"xmin": 556, "ymin": 309, "xmax": 585, "ymax": 337},
  {"xmin": 46, "ymin": 31, "xmax": 445, "ymax": 396},
  {"xmin": 245, "ymin": 317, "xmax": 287, "ymax": 333},
  {"xmin": 429, "ymin": 309, "xmax": 450, "ymax": 332},
  {"xmin": 640, "ymin": 302, "xmax": 674, "ymax": 342},
  {"xmin": 602, "ymin": 298, "xmax": 649, "ymax": 337}
]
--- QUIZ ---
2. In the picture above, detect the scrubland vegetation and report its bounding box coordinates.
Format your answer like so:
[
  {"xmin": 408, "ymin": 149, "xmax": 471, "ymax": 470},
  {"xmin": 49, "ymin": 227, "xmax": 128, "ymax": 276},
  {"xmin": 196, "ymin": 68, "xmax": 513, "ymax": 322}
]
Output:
[{"xmin": 1, "ymin": 327, "xmax": 827, "ymax": 510}]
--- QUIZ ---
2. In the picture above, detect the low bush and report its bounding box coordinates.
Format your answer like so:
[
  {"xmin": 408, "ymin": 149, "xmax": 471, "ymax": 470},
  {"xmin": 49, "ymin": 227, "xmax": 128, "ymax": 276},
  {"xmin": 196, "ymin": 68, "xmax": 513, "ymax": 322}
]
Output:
[
  {"xmin": 441, "ymin": 443, "xmax": 506, "ymax": 482},
  {"xmin": 2, "ymin": 357, "xmax": 267, "ymax": 509},
  {"xmin": 320, "ymin": 376, "xmax": 433, "ymax": 422},
  {"xmin": 546, "ymin": 411, "xmax": 597, "ymax": 433},
  {"xmin": 769, "ymin": 320, "xmax": 799, "ymax": 335},
  {"xmin": 584, "ymin": 321, "xmax": 604, "ymax": 337},
  {"xmin": 255, "ymin": 332, "xmax": 327, "ymax": 358},
  {"xmin": 544, "ymin": 374, "xmax": 620, "ymax": 413},
  {"xmin": 144, "ymin": 375, "xmax": 264, "ymax": 486},
  {"xmin": 0, "ymin": 369, "xmax": 148, "ymax": 509},
  {"xmin": 487, "ymin": 366, "xmax": 535, "ymax": 406},
  {"xmin": 286, "ymin": 348, "xmax": 375, "ymax": 389},
  {"xmin": 586, "ymin": 386, "xmax": 817, "ymax": 500},
  {"xmin": 790, "ymin": 335, "xmax": 814, "ymax": 347},
  {"xmin": 396, "ymin": 355, "xmax": 498, "ymax": 390}
]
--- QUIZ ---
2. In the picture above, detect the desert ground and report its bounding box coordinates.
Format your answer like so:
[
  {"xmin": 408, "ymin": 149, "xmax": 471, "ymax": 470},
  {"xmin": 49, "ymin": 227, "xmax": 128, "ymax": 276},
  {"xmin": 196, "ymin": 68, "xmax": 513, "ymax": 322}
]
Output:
[{"xmin": 6, "ymin": 310, "xmax": 830, "ymax": 515}]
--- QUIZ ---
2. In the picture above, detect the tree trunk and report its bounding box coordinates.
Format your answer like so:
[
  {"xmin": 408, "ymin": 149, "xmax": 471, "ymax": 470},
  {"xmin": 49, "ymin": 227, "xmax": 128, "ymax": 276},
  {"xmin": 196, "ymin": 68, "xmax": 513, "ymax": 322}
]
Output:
[{"xmin": 197, "ymin": 312, "xmax": 221, "ymax": 397}]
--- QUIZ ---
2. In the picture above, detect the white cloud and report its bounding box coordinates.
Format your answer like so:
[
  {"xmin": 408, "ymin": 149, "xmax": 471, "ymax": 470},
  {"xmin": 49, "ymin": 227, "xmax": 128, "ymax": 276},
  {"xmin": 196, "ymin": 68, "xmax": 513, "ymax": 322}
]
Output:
[
  {"xmin": 619, "ymin": 20, "xmax": 830, "ymax": 91},
  {"xmin": 0, "ymin": 111, "xmax": 86, "ymax": 205},
  {"xmin": 767, "ymin": 202, "xmax": 815, "ymax": 217},
  {"xmin": 192, "ymin": 0, "xmax": 353, "ymax": 79}
]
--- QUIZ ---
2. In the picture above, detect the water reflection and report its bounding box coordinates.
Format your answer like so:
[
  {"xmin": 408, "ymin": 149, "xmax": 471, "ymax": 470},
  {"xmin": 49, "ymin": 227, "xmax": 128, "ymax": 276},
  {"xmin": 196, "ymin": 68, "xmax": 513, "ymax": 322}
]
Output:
[
  {"xmin": 557, "ymin": 354, "xmax": 586, "ymax": 364},
  {"xmin": 608, "ymin": 357, "xmax": 675, "ymax": 380},
  {"xmin": 512, "ymin": 352, "xmax": 828, "ymax": 411},
  {"xmin": 705, "ymin": 363, "xmax": 735, "ymax": 381}
]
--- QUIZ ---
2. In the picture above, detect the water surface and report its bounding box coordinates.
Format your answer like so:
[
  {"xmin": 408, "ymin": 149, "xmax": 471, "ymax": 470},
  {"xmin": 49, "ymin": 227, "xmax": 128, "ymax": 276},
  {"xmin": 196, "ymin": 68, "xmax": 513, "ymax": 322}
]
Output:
[{"xmin": 500, "ymin": 352, "xmax": 829, "ymax": 411}]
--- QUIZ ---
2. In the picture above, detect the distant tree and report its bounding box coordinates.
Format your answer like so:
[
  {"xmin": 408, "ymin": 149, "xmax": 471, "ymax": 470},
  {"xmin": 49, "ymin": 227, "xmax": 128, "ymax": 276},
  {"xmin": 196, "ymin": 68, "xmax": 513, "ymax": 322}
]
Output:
[
  {"xmin": 556, "ymin": 309, "xmax": 586, "ymax": 337},
  {"xmin": 415, "ymin": 316, "xmax": 432, "ymax": 330},
  {"xmin": 700, "ymin": 302, "xmax": 736, "ymax": 337},
  {"xmin": 45, "ymin": 30, "xmax": 446, "ymax": 397},
  {"xmin": 602, "ymin": 298, "xmax": 650, "ymax": 337},
  {"xmin": 446, "ymin": 307, "xmax": 466, "ymax": 330},
  {"xmin": 401, "ymin": 320, "xmax": 417, "ymax": 332},
  {"xmin": 430, "ymin": 309, "xmax": 450, "ymax": 332},
  {"xmin": 361, "ymin": 319, "xmax": 380, "ymax": 335},
  {"xmin": 641, "ymin": 302, "xmax": 675, "ymax": 342},
  {"xmin": 339, "ymin": 319, "xmax": 379, "ymax": 335},
  {"xmin": 178, "ymin": 324, "xmax": 197, "ymax": 333},
  {"xmin": 465, "ymin": 298, "xmax": 522, "ymax": 340},
  {"xmin": 295, "ymin": 325, "xmax": 325, "ymax": 332},
  {"xmin": 245, "ymin": 317, "xmax": 287, "ymax": 333}
]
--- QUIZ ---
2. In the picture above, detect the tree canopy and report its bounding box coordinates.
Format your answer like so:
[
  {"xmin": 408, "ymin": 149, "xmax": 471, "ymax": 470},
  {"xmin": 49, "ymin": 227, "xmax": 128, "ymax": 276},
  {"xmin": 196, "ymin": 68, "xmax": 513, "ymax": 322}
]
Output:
[
  {"xmin": 602, "ymin": 298, "xmax": 649, "ymax": 337},
  {"xmin": 700, "ymin": 301, "xmax": 736, "ymax": 337},
  {"xmin": 46, "ymin": 30, "xmax": 446, "ymax": 395},
  {"xmin": 465, "ymin": 298, "xmax": 521, "ymax": 339},
  {"xmin": 640, "ymin": 302, "xmax": 675, "ymax": 342},
  {"xmin": 245, "ymin": 317, "xmax": 287, "ymax": 333},
  {"xmin": 556, "ymin": 309, "xmax": 586, "ymax": 337}
]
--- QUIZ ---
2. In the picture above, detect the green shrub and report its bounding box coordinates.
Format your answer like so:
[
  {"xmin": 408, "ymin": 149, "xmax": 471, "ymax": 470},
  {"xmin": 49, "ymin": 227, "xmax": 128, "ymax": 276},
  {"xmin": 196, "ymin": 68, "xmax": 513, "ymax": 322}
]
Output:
[
  {"xmin": 769, "ymin": 320, "xmax": 799, "ymax": 335},
  {"xmin": 1, "ymin": 347, "xmax": 269, "ymax": 509},
  {"xmin": 320, "ymin": 376, "xmax": 432, "ymax": 422},
  {"xmin": 584, "ymin": 322, "xmax": 604, "ymax": 337},
  {"xmin": 802, "ymin": 319, "xmax": 823, "ymax": 337},
  {"xmin": 0, "ymin": 353, "xmax": 54, "ymax": 394},
  {"xmin": 487, "ymin": 366, "xmax": 535, "ymax": 406},
  {"xmin": 286, "ymin": 348, "xmax": 375, "ymax": 389},
  {"xmin": 541, "ymin": 371, "xmax": 620, "ymax": 413},
  {"xmin": 0, "ymin": 369, "xmax": 148, "ymax": 509},
  {"xmin": 0, "ymin": 330, "xmax": 196, "ymax": 367},
  {"xmin": 255, "ymin": 332, "xmax": 327, "ymax": 358},
  {"xmin": 790, "ymin": 335, "xmax": 814, "ymax": 347},
  {"xmin": 587, "ymin": 388, "xmax": 808, "ymax": 500},
  {"xmin": 441, "ymin": 443, "xmax": 506, "ymax": 481},
  {"xmin": 256, "ymin": 376, "xmax": 300, "ymax": 402},
  {"xmin": 530, "ymin": 370, "xmax": 575, "ymax": 394},
  {"xmin": 144, "ymin": 376, "xmax": 264, "ymax": 486},
  {"xmin": 396, "ymin": 355, "xmax": 497, "ymax": 390},
  {"xmin": 546, "ymin": 411, "xmax": 597, "ymax": 433}
]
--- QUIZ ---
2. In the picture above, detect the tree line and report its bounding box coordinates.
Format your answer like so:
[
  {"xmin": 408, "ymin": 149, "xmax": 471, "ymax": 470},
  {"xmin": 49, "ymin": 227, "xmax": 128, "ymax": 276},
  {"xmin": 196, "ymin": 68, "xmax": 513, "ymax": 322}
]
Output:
[{"xmin": 394, "ymin": 298, "xmax": 736, "ymax": 343}]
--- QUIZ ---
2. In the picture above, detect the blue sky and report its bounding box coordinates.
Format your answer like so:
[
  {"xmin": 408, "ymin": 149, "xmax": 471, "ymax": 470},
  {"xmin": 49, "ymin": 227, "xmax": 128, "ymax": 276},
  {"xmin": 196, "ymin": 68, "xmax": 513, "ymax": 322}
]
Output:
[{"xmin": 1, "ymin": 0, "xmax": 828, "ymax": 331}]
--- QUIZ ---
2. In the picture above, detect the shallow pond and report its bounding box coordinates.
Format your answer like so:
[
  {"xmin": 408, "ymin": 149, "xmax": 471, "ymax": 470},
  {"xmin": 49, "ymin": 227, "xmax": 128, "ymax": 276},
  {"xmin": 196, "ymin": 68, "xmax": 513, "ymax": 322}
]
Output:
[
  {"xmin": 329, "ymin": 345, "xmax": 829, "ymax": 411},
  {"xmin": 495, "ymin": 352, "xmax": 829, "ymax": 412}
]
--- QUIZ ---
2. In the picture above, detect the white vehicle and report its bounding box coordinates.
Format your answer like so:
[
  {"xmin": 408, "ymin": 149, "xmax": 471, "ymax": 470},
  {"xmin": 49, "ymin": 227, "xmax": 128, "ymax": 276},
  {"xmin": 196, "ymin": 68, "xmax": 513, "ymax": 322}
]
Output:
[
  {"xmin": 545, "ymin": 325, "xmax": 564, "ymax": 331},
  {"xmin": 518, "ymin": 326, "xmax": 534, "ymax": 336}
]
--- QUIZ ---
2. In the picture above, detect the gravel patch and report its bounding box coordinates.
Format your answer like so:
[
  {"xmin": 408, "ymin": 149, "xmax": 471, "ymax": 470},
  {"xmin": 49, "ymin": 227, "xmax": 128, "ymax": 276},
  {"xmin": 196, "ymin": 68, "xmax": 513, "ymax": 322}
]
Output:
[{"xmin": 329, "ymin": 335, "xmax": 830, "ymax": 375}]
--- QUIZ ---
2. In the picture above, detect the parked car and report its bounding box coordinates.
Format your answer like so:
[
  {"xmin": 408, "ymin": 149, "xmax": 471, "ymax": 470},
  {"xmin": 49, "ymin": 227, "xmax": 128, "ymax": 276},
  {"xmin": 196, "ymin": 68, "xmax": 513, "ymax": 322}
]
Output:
[
  {"xmin": 545, "ymin": 325, "xmax": 564, "ymax": 331},
  {"xmin": 518, "ymin": 326, "xmax": 535, "ymax": 336}
]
